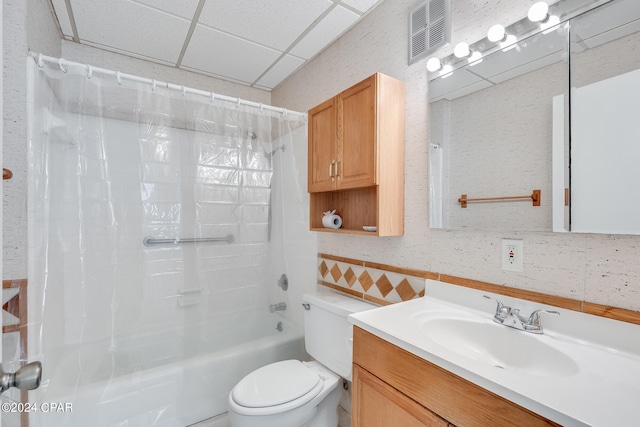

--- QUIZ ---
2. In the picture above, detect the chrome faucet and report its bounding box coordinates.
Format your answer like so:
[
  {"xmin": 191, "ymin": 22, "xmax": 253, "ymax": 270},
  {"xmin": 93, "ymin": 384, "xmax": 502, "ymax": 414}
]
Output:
[
  {"xmin": 483, "ymin": 295, "xmax": 559, "ymax": 334},
  {"xmin": 269, "ymin": 302, "xmax": 287, "ymax": 313}
]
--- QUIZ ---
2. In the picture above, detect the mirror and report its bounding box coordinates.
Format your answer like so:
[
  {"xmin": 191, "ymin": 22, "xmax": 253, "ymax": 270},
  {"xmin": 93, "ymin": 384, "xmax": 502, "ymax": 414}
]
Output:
[
  {"xmin": 428, "ymin": 0, "xmax": 640, "ymax": 234},
  {"xmin": 568, "ymin": 0, "xmax": 640, "ymax": 234},
  {"xmin": 428, "ymin": 24, "xmax": 569, "ymax": 231}
]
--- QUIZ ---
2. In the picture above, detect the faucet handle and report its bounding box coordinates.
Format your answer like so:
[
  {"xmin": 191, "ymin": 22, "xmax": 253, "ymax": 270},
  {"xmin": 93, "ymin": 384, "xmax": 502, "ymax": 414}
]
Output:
[
  {"xmin": 526, "ymin": 309, "xmax": 559, "ymax": 329},
  {"xmin": 483, "ymin": 295, "xmax": 511, "ymax": 321}
]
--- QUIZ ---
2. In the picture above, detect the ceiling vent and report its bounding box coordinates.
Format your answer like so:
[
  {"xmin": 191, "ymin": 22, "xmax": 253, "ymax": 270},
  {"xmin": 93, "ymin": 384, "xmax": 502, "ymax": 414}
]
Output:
[{"xmin": 409, "ymin": 0, "xmax": 450, "ymax": 64}]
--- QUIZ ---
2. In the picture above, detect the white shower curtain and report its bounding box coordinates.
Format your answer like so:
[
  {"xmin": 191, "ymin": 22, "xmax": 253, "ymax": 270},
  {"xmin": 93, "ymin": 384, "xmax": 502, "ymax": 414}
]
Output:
[
  {"xmin": 429, "ymin": 144, "xmax": 443, "ymax": 228},
  {"xmin": 23, "ymin": 55, "xmax": 312, "ymax": 426}
]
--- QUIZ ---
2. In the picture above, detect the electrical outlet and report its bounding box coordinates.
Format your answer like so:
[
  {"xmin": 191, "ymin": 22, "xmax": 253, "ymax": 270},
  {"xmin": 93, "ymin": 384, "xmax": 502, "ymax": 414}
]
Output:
[{"xmin": 501, "ymin": 239, "xmax": 523, "ymax": 272}]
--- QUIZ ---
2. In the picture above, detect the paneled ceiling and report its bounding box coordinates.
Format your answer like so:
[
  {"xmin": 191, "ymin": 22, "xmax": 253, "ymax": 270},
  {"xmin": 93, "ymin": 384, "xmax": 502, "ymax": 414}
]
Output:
[{"xmin": 50, "ymin": 0, "xmax": 384, "ymax": 90}]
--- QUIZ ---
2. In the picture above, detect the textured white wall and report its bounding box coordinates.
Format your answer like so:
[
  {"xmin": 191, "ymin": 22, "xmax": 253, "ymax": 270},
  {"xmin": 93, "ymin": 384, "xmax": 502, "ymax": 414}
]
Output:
[{"xmin": 272, "ymin": 0, "xmax": 640, "ymax": 311}]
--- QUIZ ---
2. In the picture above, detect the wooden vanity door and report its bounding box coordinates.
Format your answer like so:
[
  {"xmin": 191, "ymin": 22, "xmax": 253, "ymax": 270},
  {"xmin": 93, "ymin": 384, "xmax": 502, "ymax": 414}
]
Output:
[
  {"xmin": 352, "ymin": 364, "xmax": 448, "ymax": 427},
  {"xmin": 337, "ymin": 75, "xmax": 377, "ymax": 190},
  {"xmin": 308, "ymin": 97, "xmax": 338, "ymax": 193}
]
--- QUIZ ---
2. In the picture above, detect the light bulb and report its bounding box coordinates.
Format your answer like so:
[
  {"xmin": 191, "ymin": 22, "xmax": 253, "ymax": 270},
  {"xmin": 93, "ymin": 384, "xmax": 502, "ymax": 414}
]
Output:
[
  {"xmin": 528, "ymin": 2, "xmax": 549, "ymax": 22},
  {"xmin": 541, "ymin": 15, "xmax": 560, "ymax": 31},
  {"xmin": 426, "ymin": 57, "xmax": 442, "ymax": 72},
  {"xmin": 454, "ymin": 42, "xmax": 470, "ymax": 58},
  {"xmin": 487, "ymin": 24, "xmax": 506, "ymax": 42},
  {"xmin": 468, "ymin": 51, "xmax": 483, "ymax": 65},
  {"xmin": 500, "ymin": 34, "xmax": 518, "ymax": 51},
  {"xmin": 440, "ymin": 64, "xmax": 453, "ymax": 77}
]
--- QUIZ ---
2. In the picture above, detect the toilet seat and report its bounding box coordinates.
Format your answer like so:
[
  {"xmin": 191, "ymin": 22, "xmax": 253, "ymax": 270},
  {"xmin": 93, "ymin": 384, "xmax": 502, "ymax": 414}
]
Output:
[{"xmin": 230, "ymin": 360, "xmax": 324, "ymax": 416}]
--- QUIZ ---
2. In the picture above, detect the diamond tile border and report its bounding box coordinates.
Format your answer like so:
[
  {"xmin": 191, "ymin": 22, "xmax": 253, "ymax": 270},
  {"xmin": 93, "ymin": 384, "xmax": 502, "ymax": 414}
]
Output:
[{"xmin": 317, "ymin": 254, "xmax": 432, "ymax": 306}]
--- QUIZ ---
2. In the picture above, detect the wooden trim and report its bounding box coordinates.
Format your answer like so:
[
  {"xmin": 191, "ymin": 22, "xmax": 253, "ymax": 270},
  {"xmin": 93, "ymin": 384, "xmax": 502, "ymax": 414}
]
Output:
[
  {"xmin": 375, "ymin": 72, "xmax": 405, "ymax": 237},
  {"xmin": 319, "ymin": 253, "xmax": 365, "ymax": 266},
  {"xmin": 319, "ymin": 281, "xmax": 363, "ymax": 299},
  {"xmin": 364, "ymin": 261, "xmax": 438, "ymax": 279},
  {"xmin": 439, "ymin": 275, "xmax": 583, "ymax": 312},
  {"xmin": 2, "ymin": 324, "xmax": 21, "ymax": 334},
  {"xmin": 583, "ymin": 302, "xmax": 640, "ymax": 325},
  {"xmin": 363, "ymin": 294, "xmax": 393, "ymax": 306}
]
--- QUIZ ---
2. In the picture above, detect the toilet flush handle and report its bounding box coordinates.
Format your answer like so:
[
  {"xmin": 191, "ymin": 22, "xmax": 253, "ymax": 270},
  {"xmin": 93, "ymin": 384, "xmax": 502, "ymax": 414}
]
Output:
[{"xmin": 302, "ymin": 303, "xmax": 310, "ymax": 310}]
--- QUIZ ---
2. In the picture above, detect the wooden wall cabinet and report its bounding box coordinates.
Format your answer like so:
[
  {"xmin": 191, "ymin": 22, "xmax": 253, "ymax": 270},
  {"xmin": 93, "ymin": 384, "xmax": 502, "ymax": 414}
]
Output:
[
  {"xmin": 308, "ymin": 73, "xmax": 404, "ymax": 236},
  {"xmin": 352, "ymin": 327, "xmax": 559, "ymax": 427}
]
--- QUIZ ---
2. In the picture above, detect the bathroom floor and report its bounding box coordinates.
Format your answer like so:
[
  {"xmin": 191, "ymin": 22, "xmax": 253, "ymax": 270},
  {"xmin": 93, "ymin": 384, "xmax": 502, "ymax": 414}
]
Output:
[
  {"xmin": 189, "ymin": 414, "xmax": 230, "ymax": 427},
  {"xmin": 190, "ymin": 386, "xmax": 353, "ymax": 427},
  {"xmin": 189, "ymin": 409, "xmax": 351, "ymax": 427}
]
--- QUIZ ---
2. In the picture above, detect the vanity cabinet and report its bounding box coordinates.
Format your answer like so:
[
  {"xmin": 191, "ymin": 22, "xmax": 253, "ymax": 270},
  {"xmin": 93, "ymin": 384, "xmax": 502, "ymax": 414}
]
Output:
[
  {"xmin": 352, "ymin": 327, "xmax": 559, "ymax": 427},
  {"xmin": 353, "ymin": 365, "xmax": 448, "ymax": 427},
  {"xmin": 308, "ymin": 73, "xmax": 404, "ymax": 236}
]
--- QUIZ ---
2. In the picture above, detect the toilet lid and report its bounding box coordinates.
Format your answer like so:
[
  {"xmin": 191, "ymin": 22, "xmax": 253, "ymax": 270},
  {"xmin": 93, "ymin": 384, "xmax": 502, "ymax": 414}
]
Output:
[{"xmin": 232, "ymin": 360, "xmax": 321, "ymax": 408}]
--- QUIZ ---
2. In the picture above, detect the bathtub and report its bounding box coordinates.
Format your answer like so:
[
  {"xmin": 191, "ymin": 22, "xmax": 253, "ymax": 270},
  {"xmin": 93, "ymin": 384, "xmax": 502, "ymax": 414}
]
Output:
[{"xmin": 32, "ymin": 313, "xmax": 306, "ymax": 427}]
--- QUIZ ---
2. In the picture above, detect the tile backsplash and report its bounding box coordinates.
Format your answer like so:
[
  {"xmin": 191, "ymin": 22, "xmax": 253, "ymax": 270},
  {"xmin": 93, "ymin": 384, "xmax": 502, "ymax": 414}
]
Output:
[{"xmin": 317, "ymin": 254, "xmax": 433, "ymax": 306}]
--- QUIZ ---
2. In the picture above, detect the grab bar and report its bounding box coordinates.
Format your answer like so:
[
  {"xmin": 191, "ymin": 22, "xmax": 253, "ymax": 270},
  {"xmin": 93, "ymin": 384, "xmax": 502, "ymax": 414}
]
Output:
[{"xmin": 143, "ymin": 235, "xmax": 234, "ymax": 247}]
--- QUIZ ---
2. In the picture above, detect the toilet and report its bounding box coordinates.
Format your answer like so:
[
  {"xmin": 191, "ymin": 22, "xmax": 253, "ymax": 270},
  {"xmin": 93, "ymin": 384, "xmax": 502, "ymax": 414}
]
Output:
[{"xmin": 228, "ymin": 290, "xmax": 375, "ymax": 427}]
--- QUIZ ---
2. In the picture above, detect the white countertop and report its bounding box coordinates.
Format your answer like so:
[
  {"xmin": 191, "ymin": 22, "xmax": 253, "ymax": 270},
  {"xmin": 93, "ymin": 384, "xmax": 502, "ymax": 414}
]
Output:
[{"xmin": 348, "ymin": 279, "xmax": 640, "ymax": 427}]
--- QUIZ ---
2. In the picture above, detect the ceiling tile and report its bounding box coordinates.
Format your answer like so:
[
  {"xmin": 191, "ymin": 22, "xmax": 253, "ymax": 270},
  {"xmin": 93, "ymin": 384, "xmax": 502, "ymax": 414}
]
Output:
[
  {"xmin": 181, "ymin": 24, "xmax": 281, "ymax": 85},
  {"xmin": 289, "ymin": 5, "xmax": 360, "ymax": 59},
  {"xmin": 131, "ymin": 0, "xmax": 201, "ymax": 20},
  {"xmin": 341, "ymin": 0, "xmax": 380, "ymax": 14},
  {"xmin": 51, "ymin": 0, "xmax": 73, "ymax": 37},
  {"xmin": 256, "ymin": 54, "xmax": 306, "ymax": 89},
  {"xmin": 198, "ymin": 0, "xmax": 333, "ymax": 51},
  {"xmin": 70, "ymin": 0, "xmax": 190, "ymax": 64}
]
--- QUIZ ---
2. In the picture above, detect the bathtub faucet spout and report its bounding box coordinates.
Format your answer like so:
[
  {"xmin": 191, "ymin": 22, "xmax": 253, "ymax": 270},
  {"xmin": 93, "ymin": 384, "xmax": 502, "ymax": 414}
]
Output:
[{"xmin": 269, "ymin": 302, "xmax": 287, "ymax": 313}]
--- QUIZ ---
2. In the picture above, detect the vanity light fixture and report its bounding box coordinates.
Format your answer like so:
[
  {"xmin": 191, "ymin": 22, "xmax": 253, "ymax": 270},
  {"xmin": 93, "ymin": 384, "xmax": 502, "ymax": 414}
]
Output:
[
  {"xmin": 453, "ymin": 42, "xmax": 470, "ymax": 58},
  {"xmin": 468, "ymin": 51, "xmax": 483, "ymax": 64},
  {"xmin": 426, "ymin": 57, "xmax": 452, "ymax": 77},
  {"xmin": 529, "ymin": 2, "xmax": 561, "ymax": 33},
  {"xmin": 487, "ymin": 24, "xmax": 518, "ymax": 51},
  {"xmin": 426, "ymin": 57, "xmax": 442, "ymax": 72},
  {"xmin": 500, "ymin": 34, "xmax": 518, "ymax": 50},
  {"xmin": 528, "ymin": 2, "xmax": 550, "ymax": 22},
  {"xmin": 454, "ymin": 42, "xmax": 483, "ymax": 65},
  {"xmin": 487, "ymin": 24, "xmax": 506, "ymax": 42},
  {"xmin": 541, "ymin": 15, "xmax": 560, "ymax": 31},
  {"xmin": 440, "ymin": 64, "xmax": 453, "ymax": 77},
  {"xmin": 426, "ymin": 0, "xmax": 600, "ymax": 80}
]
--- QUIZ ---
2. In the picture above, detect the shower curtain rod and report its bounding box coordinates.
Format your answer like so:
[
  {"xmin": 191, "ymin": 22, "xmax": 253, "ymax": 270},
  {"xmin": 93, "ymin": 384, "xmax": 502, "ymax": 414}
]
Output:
[{"xmin": 29, "ymin": 52, "xmax": 307, "ymax": 120}]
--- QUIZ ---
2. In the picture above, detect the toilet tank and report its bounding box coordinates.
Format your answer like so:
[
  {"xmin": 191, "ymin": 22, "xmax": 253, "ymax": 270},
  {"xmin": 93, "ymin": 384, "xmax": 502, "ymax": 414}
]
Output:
[{"xmin": 302, "ymin": 290, "xmax": 376, "ymax": 381}]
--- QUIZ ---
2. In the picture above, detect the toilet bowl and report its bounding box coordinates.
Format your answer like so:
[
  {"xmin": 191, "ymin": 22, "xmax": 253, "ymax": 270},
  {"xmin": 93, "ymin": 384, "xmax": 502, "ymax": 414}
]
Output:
[
  {"xmin": 228, "ymin": 290, "xmax": 375, "ymax": 427},
  {"xmin": 228, "ymin": 360, "xmax": 340, "ymax": 427}
]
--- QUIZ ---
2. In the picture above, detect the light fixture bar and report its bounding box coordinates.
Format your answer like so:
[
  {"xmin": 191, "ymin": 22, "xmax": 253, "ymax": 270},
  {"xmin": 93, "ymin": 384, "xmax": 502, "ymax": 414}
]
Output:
[{"xmin": 426, "ymin": 0, "xmax": 612, "ymax": 80}]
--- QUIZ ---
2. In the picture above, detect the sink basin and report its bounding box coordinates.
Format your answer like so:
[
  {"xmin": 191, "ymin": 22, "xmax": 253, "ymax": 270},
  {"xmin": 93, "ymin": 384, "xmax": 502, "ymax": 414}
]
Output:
[{"xmin": 421, "ymin": 317, "xmax": 579, "ymax": 377}]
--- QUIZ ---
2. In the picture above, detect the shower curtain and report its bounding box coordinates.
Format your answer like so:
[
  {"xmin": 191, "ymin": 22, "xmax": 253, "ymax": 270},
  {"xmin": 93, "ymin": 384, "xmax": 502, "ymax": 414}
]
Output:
[
  {"xmin": 20, "ymin": 55, "xmax": 314, "ymax": 426},
  {"xmin": 429, "ymin": 144, "xmax": 443, "ymax": 228}
]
